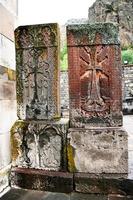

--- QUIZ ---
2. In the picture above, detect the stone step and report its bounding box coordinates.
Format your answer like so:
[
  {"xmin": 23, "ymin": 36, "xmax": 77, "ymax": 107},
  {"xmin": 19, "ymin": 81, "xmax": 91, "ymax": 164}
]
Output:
[
  {"xmin": 1, "ymin": 188, "xmax": 133, "ymax": 200},
  {"xmin": 11, "ymin": 168, "xmax": 133, "ymax": 196}
]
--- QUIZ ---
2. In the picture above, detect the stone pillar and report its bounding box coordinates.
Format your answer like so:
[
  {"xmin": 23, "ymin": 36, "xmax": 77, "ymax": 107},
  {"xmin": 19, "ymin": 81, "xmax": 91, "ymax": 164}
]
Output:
[
  {"xmin": 67, "ymin": 23, "xmax": 128, "ymax": 174},
  {"xmin": 11, "ymin": 24, "xmax": 71, "ymax": 191}
]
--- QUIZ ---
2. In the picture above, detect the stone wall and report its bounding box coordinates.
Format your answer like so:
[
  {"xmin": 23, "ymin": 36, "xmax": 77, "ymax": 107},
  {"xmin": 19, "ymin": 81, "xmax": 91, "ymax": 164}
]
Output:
[
  {"xmin": 0, "ymin": 66, "xmax": 17, "ymax": 194},
  {"xmin": 0, "ymin": 0, "xmax": 18, "ymax": 195},
  {"xmin": 122, "ymin": 64, "xmax": 133, "ymax": 114},
  {"xmin": 60, "ymin": 71, "xmax": 69, "ymax": 115}
]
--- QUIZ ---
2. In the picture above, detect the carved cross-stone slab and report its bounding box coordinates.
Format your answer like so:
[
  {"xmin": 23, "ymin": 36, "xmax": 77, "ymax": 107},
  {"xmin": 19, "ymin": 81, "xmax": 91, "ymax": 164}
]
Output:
[
  {"xmin": 15, "ymin": 24, "xmax": 60, "ymax": 120},
  {"xmin": 11, "ymin": 119, "xmax": 69, "ymax": 171},
  {"xmin": 67, "ymin": 23, "xmax": 122, "ymax": 127}
]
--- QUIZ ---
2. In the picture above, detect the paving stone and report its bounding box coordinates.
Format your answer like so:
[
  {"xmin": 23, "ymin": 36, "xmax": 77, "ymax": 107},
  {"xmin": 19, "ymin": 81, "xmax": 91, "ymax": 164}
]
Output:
[
  {"xmin": 71, "ymin": 193, "xmax": 107, "ymax": 200},
  {"xmin": 108, "ymin": 195, "xmax": 133, "ymax": 200}
]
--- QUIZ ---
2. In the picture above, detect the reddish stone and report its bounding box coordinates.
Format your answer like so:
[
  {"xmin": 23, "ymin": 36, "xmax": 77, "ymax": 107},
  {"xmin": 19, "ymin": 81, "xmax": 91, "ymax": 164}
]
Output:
[
  {"xmin": 11, "ymin": 167, "xmax": 73, "ymax": 193},
  {"xmin": 67, "ymin": 23, "xmax": 122, "ymax": 128}
]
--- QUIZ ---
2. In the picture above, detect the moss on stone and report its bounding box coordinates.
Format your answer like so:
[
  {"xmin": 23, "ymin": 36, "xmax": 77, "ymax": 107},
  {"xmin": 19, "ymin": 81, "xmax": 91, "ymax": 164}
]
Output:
[
  {"xmin": 67, "ymin": 23, "xmax": 119, "ymax": 45},
  {"xmin": 67, "ymin": 144, "xmax": 77, "ymax": 172},
  {"xmin": 10, "ymin": 120, "xmax": 28, "ymax": 162}
]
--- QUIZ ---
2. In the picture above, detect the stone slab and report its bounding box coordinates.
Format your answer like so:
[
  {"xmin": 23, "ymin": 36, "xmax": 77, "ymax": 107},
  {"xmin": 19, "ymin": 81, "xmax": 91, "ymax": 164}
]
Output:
[
  {"xmin": 15, "ymin": 23, "xmax": 60, "ymax": 120},
  {"xmin": 71, "ymin": 193, "xmax": 107, "ymax": 200},
  {"xmin": 108, "ymin": 195, "xmax": 133, "ymax": 200},
  {"xmin": 11, "ymin": 118, "xmax": 69, "ymax": 171},
  {"xmin": 67, "ymin": 23, "xmax": 122, "ymax": 128},
  {"xmin": 11, "ymin": 168, "xmax": 73, "ymax": 193},
  {"xmin": 74, "ymin": 173, "xmax": 133, "ymax": 195},
  {"xmin": 67, "ymin": 127, "xmax": 128, "ymax": 174}
]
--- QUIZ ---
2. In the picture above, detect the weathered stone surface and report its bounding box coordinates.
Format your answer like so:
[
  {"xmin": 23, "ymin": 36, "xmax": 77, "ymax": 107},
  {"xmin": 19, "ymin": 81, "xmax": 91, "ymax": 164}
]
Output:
[
  {"xmin": 67, "ymin": 128, "xmax": 128, "ymax": 173},
  {"xmin": 0, "ymin": 65, "xmax": 16, "ymax": 81},
  {"xmin": 11, "ymin": 119, "xmax": 69, "ymax": 171},
  {"xmin": 11, "ymin": 168, "xmax": 73, "ymax": 193},
  {"xmin": 122, "ymin": 65, "xmax": 133, "ymax": 114},
  {"xmin": 60, "ymin": 71, "xmax": 69, "ymax": 110},
  {"xmin": 71, "ymin": 193, "xmax": 107, "ymax": 200},
  {"xmin": 15, "ymin": 24, "xmax": 60, "ymax": 120},
  {"xmin": 67, "ymin": 23, "xmax": 122, "ymax": 128},
  {"xmin": 108, "ymin": 195, "xmax": 133, "ymax": 200},
  {"xmin": 74, "ymin": 173, "xmax": 133, "ymax": 195},
  {"xmin": 88, "ymin": 0, "xmax": 133, "ymax": 47},
  {"xmin": 0, "ymin": 166, "xmax": 10, "ymax": 193}
]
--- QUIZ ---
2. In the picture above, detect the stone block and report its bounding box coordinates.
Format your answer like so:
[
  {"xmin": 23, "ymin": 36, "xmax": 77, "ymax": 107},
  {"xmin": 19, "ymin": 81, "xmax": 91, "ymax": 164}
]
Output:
[
  {"xmin": 0, "ymin": 100, "xmax": 17, "ymax": 133},
  {"xmin": 0, "ymin": 80, "xmax": 16, "ymax": 100},
  {"xmin": 71, "ymin": 193, "xmax": 107, "ymax": 200},
  {"xmin": 0, "ymin": 65, "xmax": 16, "ymax": 81},
  {"xmin": 0, "ymin": 3, "xmax": 15, "ymax": 41},
  {"xmin": 74, "ymin": 173, "xmax": 133, "ymax": 195},
  {"xmin": 67, "ymin": 23, "xmax": 122, "ymax": 128},
  {"xmin": 11, "ymin": 167, "xmax": 73, "ymax": 193},
  {"xmin": 108, "ymin": 195, "xmax": 133, "ymax": 200},
  {"xmin": 67, "ymin": 127, "xmax": 128, "ymax": 174},
  {"xmin": 0, "ymin": 34, "xmax": 15, "ymax": 70},
  {"xmin": 11, "ymin": 118, "xmax": 69, "ymax": 171},
  {"xmin": 15, "ymin": 24, "xmax": 60, "ymax": 120}
]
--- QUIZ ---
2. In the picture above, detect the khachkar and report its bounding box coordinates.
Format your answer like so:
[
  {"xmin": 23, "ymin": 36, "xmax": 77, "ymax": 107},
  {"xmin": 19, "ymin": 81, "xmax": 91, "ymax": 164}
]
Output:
[
  {"xmin": 67, "ymin": 23, "xmax": 128, "ymax": 174},
  {"xmin": 11, "ymin": 23, "xmax": 69, "ymax": 180}
]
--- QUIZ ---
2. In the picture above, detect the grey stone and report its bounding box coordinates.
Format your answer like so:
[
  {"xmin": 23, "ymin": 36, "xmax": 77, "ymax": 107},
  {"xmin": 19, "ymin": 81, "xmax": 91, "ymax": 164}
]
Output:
[
  {"xmin": 11, "ymin": 118, "xmax": 69, "ymax": 171},
  {"xmin": 71, "ymin": 193, "xmax": 107, "ymax": 200},
  {"xmin": 67, "ymin": 127, "xmax": 128, "ymax": 174},
  {"xmin": 88, "ymin": 0, "xmax": 133, "ymax": 47},
  {"xmin": 15, "ymin": 24, "xmax": 60, "ymax": 120}
]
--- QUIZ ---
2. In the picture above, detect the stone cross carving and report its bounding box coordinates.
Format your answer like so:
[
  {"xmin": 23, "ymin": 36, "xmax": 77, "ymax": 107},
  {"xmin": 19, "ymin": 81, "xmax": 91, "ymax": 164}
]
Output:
[
  {"xmin": 80, "ymin": 46, "xmax": 109, "ymax": 113},
  {"xmin": 15, "ymin": 24, "xmax": 60, "ymax": 120},
  {"xmin": 67, "ymin": 23, "xmax": 122, "ymax": 127}
]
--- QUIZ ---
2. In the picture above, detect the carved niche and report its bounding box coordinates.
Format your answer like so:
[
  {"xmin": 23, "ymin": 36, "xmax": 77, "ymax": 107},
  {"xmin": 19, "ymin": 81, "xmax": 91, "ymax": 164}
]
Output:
[{"xmin": 11, "ymin": 122, "xmax": 66, "ymax": 171}]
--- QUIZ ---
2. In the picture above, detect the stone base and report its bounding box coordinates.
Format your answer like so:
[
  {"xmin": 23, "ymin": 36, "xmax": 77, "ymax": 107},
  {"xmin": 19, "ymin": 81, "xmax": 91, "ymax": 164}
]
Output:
[
  {"xmin": 10, "ymin": 167, "xmax": 73, "ymax": 193},
  {"xmin": 67, "ymin": 127, "xmax": 128, "ymax": 174},
  {"xmin": 0, "ymin": 165, "xmax": 10, "ymax": 194},
  {"xmin": 11, "ymin": 118, "xmax": 69, "ymax": 171},
  {"xmin": 74, "ymin": 173, "xmax": 133, "ymax": 195}
]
